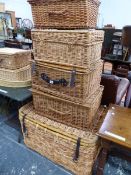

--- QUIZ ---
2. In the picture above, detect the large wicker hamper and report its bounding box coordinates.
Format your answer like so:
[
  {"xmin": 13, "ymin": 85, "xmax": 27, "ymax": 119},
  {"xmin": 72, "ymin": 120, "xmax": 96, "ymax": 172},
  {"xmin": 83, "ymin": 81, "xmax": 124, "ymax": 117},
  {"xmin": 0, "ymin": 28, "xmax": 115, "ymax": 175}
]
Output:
[
  {"xmin": 32, "ymin": 60, "xmax": 103, "ymax": 103},
  {"xmin": 32, "ymin": 86, "xmax": 103, "ymax": 130},
  {"xmin": 32, "ymin": 29, "xmax": 104, "ymax": 69},
  {"xmin": 19, "ymin": 103, "xmax": 105, "ymax": 175},
  {"xmin": 0, "ymin": 48, "xmax": 31, "ymax": 70},
  {"xmin": 28, "ymin": 0, "xmax": 100, "ymax": 29}
]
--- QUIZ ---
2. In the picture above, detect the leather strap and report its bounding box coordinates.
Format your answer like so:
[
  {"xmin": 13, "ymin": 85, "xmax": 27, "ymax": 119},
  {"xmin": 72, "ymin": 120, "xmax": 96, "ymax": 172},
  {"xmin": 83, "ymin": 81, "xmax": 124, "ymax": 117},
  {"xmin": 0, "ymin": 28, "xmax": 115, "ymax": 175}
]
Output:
[{"xmin": 73, "ymin": 137, "xmax": 81, "ymax": 162}]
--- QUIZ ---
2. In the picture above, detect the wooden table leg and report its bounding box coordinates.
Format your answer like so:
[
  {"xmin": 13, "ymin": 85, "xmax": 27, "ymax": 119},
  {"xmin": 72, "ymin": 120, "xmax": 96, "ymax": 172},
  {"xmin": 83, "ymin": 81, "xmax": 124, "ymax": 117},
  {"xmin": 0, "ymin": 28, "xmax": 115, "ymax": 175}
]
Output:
[{"xmin": 96, "ymin": 148, "xmax": 108, "ymax": 175}]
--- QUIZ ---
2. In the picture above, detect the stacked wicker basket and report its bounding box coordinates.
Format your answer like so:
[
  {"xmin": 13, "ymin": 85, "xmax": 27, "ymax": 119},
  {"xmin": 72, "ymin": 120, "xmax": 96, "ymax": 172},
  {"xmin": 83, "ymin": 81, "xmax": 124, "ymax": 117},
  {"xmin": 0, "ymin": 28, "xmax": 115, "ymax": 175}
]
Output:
[
  {"xmin": 0, "ymin": 48, "xmax": 31, "ymax": 87},
  {"xmin": 19, "ymin": 0, "xmax": 104, "ymax": 174}
]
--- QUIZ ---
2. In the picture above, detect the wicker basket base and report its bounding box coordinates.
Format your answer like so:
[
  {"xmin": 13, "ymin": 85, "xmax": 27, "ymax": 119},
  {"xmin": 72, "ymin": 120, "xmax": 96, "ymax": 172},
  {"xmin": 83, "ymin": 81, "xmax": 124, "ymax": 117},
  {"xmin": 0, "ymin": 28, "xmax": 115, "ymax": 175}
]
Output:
[
  {"xmin": 19, "ymin": 103, "xmax": 106, "ymax": 175},
  {"xmin": 0, "ymin": 79, "xmax": 31, "ymax": 88}
]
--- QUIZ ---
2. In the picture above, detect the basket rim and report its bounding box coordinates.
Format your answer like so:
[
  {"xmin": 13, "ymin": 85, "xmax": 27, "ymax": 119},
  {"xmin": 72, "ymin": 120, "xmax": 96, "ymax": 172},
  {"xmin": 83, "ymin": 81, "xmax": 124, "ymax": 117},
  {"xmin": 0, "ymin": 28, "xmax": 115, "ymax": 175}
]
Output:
[
  {"xmin": 32, "ymin": 85, "xmax": 104, "ymax": 107},
  {"xmin": 34, "ymin": 59, "xmax": 102, "ymax": 71},
  {"xmin": 28, "ymin": 0, "xmax": 100, "ymax": 5},
  {"xmin": 0, "ymin": 47, "xmax": 31, "ymax": 55},
  {"xmin": 32, "ymin": 29, "xmax": 104, "ymax": 34},
  {"xmin": 0, "ymin": 65, "xmax": 31, "ymax": 73},
  {"xmin": 0, "ymin": 78, "xmax": 31, "ymax": 87}
]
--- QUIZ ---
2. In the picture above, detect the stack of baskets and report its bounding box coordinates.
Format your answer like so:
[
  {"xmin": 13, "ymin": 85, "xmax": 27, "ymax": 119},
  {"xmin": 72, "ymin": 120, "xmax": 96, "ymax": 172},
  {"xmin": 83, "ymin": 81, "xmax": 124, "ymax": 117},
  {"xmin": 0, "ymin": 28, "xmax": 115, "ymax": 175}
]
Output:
[
  {"xmin": 19, "ymin": 0, "xmax": 105, "ymax": 174},
  {"xmin": 0, "ymin": 48, "xmax": 32, "ymax": 87}
]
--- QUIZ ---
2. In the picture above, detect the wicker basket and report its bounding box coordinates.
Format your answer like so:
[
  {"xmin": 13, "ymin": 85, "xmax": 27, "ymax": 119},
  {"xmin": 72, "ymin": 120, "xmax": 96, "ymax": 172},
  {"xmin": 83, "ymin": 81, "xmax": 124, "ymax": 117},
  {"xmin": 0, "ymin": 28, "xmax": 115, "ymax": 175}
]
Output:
[
  {"xmin": 28, "ymin": 0, "xmax": 100, "ymax": 29},
  {"xmin": 32, "ymin": 86, "xmax": 103, "ymax": 130},
  {"xmin": 32, "ymin": 29, "xmax": 104, "ymax": 69},
  {"xmin": 32, "ymin": 60, "xmax": 103, "ymax": 103},
  {"xmin": 19, "ymin": 103, "xmax": 106, "ymax": 175},
  {"xmin": 0, "ymin": 65, "xmax": 31, "ymax": 82},
  {"xmin": 0, "ymin": 48, "xmax": 31, "ymax": 70}
]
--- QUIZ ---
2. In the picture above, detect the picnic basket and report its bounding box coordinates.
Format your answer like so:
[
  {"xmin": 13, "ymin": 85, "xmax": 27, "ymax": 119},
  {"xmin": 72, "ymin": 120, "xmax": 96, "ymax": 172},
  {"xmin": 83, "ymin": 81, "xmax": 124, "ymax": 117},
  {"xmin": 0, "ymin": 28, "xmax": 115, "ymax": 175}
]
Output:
[
  {"xmin": 32, "ymin": 86, "xmax": 103, "ymax": 130},
  {"xmin": 28, "ymin": 0, "xmax": 100, "ymax": 29},
  {"xmin": 32, "ymin": 29, "xmax": 104, "ymax": 69},
  {"xmin": 19, "ymin": 102, "xmax": 105, "ymax": 175},
  {"xmin": 32, "ymin": 60, "xmax": 103, "ymax": 103}
]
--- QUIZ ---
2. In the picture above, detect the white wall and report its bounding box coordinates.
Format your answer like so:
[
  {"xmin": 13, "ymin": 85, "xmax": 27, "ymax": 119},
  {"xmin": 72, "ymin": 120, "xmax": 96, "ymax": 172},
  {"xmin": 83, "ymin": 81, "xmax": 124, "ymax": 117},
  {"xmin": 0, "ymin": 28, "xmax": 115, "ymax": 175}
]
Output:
[
  {"xmin": 99, "ymin": 0, "xmax": 131, "ymax": 29},
  {"xmin": 0, "ymin": 0, "xmax": 32, "ymax": 21}
]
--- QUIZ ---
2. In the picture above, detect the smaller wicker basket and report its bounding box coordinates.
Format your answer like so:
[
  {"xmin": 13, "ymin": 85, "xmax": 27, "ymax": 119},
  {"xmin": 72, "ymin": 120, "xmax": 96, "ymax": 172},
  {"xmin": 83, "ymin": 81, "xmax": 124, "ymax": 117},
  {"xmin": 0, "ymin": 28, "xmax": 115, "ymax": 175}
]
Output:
[
  {"xmin": 0, "ymin": 48, "xmax": 31, "ymax": 70},
  {"xmin": 32, "ymin": 86, "xmax": 104, "ymax": 130},
  {"xmin": 0, "ymin": 65, "xmax": 31, "ymax": 82},
  {"xmin": 19, "ymin": 103, "xmax": 106, "ymax": 175}
]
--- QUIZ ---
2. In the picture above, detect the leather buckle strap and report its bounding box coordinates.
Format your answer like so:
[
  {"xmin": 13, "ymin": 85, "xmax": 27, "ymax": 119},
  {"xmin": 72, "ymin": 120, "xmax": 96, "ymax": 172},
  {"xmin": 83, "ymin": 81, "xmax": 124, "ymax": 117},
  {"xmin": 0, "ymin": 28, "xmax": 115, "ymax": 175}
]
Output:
[{"xmin": 73, "ymin": 137, "xmax": 81, "ymax": 162}]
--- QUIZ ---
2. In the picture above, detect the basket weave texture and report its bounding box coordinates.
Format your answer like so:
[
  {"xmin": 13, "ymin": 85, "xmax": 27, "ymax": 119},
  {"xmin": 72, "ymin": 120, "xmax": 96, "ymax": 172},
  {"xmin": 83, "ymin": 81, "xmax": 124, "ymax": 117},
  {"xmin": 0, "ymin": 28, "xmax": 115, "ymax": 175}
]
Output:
[
  {"xmin": 32, "ymin": 29, "xmax": 104, "ymax": 69},
  {"xmin": 32, "ymin": 86, "xmax": 103, "ymax": 130},
  {"xmin": 0, "ymin": 79, "xmax": 31, "ymax": 88},
  {"xmin": 19, "ymin": 102, "xmax": 106, "ymax": 175},
  {"xmin": 28, "ymin": 0, "xmax": 100, "ymax": 29},
  {"xmin": 32, "ymin": 60, "xmax": 103, "ymax": 103},
  {"xmin": 0, "ymin": 48, "xmax": 31, "ymax": 70},
  {"xmin": 0, "ymin": 65, "xmax": 31, "ymax": 82}
]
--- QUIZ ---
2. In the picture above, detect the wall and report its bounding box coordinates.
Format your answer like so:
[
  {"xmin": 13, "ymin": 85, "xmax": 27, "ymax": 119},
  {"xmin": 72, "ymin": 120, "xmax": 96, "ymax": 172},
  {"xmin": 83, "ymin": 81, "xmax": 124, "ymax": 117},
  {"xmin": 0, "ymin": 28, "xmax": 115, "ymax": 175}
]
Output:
[
  {"xmin": 99, "ymin": 0, "xmax": 131, "ymax": 29},
  {"xmin": 0, "ymin": 0, "xmax": 32, "ymax": 21}
]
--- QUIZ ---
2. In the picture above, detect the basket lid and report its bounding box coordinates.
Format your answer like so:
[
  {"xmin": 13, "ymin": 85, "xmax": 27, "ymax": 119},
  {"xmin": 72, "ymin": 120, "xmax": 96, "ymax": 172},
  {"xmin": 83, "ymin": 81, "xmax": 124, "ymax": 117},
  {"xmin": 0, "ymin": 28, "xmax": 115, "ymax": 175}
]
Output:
[{"xmin": 28, "ymin": 0, "xmax": 100, "ymax": 5}]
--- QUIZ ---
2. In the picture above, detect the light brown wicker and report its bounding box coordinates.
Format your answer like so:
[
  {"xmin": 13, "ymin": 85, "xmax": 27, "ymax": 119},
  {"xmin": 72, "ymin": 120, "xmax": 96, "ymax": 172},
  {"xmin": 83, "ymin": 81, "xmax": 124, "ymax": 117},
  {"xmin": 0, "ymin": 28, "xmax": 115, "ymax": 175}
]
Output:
[
  {"xmin": 28, "ymin": 0, "xmax": 100, "ymax": 29},
  {"xmin": 19, "ymin": 103, "xmax": 106, "ymax": 175},
  {"xmin": 32, "ymin": 60, "xmax": 103, "ymax": 103},
  {"xmin": 0, "ymin": 65, "xmax": 31, "ymax": 82},
  {"xmin": 0, "ymin": 79, "xmax": 31, "ymax": 88},
  {"xmin": 32, "ymin": 86, "xmax": 103, "ymax": 130},
  {"xmin": 32, "ymin": 29, "xmax": 104, "ymax": 68},
  {"xmin": 0, "ymin": 48, "xmax": 31, "ymax": 70}
]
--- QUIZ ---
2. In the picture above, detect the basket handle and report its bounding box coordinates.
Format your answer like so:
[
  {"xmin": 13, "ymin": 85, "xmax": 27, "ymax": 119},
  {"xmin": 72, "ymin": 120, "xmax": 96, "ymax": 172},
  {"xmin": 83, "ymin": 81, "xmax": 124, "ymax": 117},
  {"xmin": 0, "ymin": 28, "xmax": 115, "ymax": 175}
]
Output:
[
  {"xmin": 48, "ymin": 9, "xmax": 68, "ymax": 18},
  {"xmin": 49, "ymin": 107, "xmax": 71, "ymax": 116},
  {"xmin": 41, "ymin": 73, "xmax": 68, "ymax": 87},
  {"xmin": 21, "ymin": 114, "xmax": 28, "ymax": 137},
  {"xmin": 73, "ymin": 137, "xmax": 81, "ymax": 162}
]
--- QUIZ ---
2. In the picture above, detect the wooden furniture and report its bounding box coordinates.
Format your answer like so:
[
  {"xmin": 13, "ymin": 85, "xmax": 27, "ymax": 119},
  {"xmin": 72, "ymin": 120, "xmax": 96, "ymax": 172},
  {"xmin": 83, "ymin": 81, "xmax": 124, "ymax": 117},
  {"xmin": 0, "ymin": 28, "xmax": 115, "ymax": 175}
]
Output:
[
  {"xmin": 125, "ymin": 84, "xmax": 131, "ymax": 108},
  {"xmin": 97, "ymin": 104, "xmax": 131, "ymax": 175},
  {"xmin": 100, "ymin": 74, "xmax": 130, "ymax": 106},
  {"xmin": 102, "ymin": 56, "xmax": 131, "ymax": 73}
]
